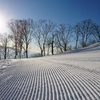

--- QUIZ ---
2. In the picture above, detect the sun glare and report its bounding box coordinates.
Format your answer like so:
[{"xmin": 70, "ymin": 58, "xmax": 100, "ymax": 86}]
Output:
[{"xmin": 0, "ymin": 16, "xmax": 7, "ymax": 33}]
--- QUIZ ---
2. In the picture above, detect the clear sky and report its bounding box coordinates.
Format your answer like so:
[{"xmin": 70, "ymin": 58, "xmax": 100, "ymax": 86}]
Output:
[
  {"xmin": 0, "ymin": 0, "xmax": 100, "ymax": 24},
  {"xmin": 0, "ymin": 0, "xmax": 100, "ymax": 51}
]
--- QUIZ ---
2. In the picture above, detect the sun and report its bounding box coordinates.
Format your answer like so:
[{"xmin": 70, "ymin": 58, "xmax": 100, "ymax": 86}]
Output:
[{"xmin": 0, "ymin": 16, "xmax": 7, "ymax": 33}]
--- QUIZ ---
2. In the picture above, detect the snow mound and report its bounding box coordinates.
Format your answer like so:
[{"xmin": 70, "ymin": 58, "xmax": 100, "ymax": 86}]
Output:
[{"xmin": 62, "ymin": 42, "xmax": 100, "ymax": 54}]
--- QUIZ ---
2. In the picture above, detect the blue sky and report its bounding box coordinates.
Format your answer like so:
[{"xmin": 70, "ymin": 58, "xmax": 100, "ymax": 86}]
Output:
[
  {"xmin": 0, "ymin": 0, "xmax": 100, "ymax": 51},
  {"xmin": 0, "ymin": 0, "xmax": 100, "ymax": 24}
]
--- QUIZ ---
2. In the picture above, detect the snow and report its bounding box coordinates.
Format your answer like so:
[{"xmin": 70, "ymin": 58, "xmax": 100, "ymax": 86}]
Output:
[{"xmin": 0, "ymin": 43, "xmax": 100, "ymax": 100}]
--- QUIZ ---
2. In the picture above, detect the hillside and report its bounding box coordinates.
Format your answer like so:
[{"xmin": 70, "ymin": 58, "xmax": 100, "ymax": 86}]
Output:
[{"xmin": 0, "ymin": 43, "xmax": 100, "ymax": 100}]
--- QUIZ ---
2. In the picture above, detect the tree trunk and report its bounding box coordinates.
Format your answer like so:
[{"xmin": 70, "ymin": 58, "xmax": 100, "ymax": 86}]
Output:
[
  {"xmin": 75, "ymin": 41, "xmax": 77, "ymax": 49},
  {"xmin": 14, "ymin": 41, "xmax": 18, "ymax": 59},
  {"xmin": 4, "ymin": 47, "xmax": 7, "ymax": 59},
  {"xmin": 25, "ymin": 45, "xmax": 28, "ymax": 58},
  {"xmin": 41, "ymin": 50, "xmax": 43, "ymax": 57},
  {"xmin": 51, "ymin": 42, "xmax": 54, "ymax": 55},
  {"xmin": 75, "ymin": 36, "xmax": 78, "ymax": 49},
  {"xmin": 82, "ymin": 37, "xmax": 85, "ymax": 47},
  {"xmin": 19, "ymin": 44, "xmax": 22, "ymax": 58},
  {"xmin": 4, "ymin": 38, "xmax": 7, "ymax": 59},
  {"xmin": 0, "ymin": 53, "xmax": 1, "ymax": 60},
  {"xmin": 19, "ymin": 50, "xmax": 21, "ymax": 58},
  {"xmin": 43, "ymin": 46, "xmax": 45, "ymax": 56},
  {"xmin": 64, "ymin": 43, "xmax": 67, "ymax": 51},
  {"xmin": 47, "ymin": 44, "xmax": 50, "ymax": 56},
  {"xmin": 14, "ymin": 48, "xmax": 18, "ymax": 59},
  {"xmin": 25, "ymin": 50, "xmax": 28, "ymax": 58},
  {"xmin": 59, "ymin": 46, "xmax": 63, "ymax": 52}
]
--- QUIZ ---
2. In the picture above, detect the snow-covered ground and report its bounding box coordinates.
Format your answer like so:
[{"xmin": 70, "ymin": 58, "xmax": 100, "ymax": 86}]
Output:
[{"xmin": 0, "ymin": 43, "xmax": 100, "ymax": 100}]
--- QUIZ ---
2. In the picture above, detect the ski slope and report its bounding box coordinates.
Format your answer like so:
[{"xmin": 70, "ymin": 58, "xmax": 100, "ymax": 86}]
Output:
[{"xmin": 0, "ymin": 43, "xmax": 100, "ymax": 100}]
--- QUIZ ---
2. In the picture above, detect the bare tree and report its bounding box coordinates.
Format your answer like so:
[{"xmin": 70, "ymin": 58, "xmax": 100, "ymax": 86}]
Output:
[
  {"xmin": 33, "ymin": 20, "xmax": 55, "ymax": 56},
  {"xmin": 55, "ymin": 32, "xmax": 63, "ymax": 53},
  {"xmin": 74, "ymin": 24, "xmax": 80, "ymax": 49},
  {"xmin": 92, "ymin": 24, "xmax": 100, "ymax": 43},
  {"xmin": 8, "ymin": 19, "xmax": 19, "ymax": 59},
  {"xmin": 77, "ymin": 19, "xmax": 94, "ymax": 47},
  {"xmin": 2, "ymin": 37, "xmax": 8, "ymax": 59},
  {"xmin": 56, "ymin": 24, "xmax": 73, "ymax": 52},
  {"xmin": 46, "ymin": 21, "xmax": 56, "ymax": 55},
  {"xmin": 50, "ymin": 34, "xmax": 55, "ymax": 55},
  {"xmin": 0, "ymin": 33, "xmax": 9, "ymax": 59},
  {"xmin": 16, "ymin": 20, "xmax": 25, "ymax": 58},
  {"xmin": 8, "ymin": 19, "xmax": 34, "ymax": 58},
  {"xmin": 46, "ymin": 38, "xmax": 51, "ymax": 55},
  {"xmin": 21, "ymin": 19, "xmax": 34, "ymax": 58}
]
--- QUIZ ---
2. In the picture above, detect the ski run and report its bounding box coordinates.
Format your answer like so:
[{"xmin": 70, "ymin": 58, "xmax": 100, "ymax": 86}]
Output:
[{"xmin": 0, "ymin": 43, "xmax": 100, "ymax": 100}]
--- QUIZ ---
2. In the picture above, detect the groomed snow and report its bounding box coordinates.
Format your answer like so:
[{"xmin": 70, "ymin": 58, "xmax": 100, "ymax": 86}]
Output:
[{"xmin": 0, "ymin": 43, "xmax": 100, "ymax": 100}]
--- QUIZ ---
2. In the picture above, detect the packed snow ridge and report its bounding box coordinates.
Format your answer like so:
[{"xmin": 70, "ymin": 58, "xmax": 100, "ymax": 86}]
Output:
[{"xmin": 0, "ymin": 43, "xmax": 100, "ymax": 100}]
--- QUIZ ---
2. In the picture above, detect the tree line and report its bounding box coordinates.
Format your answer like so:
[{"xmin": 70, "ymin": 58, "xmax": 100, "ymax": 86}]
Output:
[{"xmin": 0, "ymin": 19, "xmax": 100, "ymax": 59}]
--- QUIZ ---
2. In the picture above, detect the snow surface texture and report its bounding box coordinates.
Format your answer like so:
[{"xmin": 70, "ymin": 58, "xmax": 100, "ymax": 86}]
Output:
[{"xmin": 0, "ymin": 43, "xmax": 100, "ymax": 100}]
